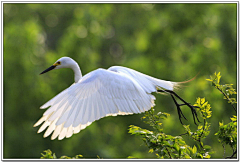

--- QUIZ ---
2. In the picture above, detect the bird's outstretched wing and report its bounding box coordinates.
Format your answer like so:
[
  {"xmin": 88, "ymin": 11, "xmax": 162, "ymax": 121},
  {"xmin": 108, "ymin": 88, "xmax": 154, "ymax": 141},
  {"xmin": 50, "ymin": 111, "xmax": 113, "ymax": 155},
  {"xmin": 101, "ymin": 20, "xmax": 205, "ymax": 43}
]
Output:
[
  {"xmin": 34, "ymin": 68, "xmax": 157, "ymax": 140},
  {"xmin": 108, "ymin": 66, "xmax": 177, "ymax": 92}
]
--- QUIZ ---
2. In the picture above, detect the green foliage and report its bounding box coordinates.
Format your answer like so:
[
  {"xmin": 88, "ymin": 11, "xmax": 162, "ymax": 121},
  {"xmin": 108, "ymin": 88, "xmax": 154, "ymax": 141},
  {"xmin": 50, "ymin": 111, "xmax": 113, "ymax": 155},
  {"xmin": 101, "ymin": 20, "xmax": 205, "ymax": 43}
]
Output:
[
  {"xmin": 206, "ymin": 72, "xmax": 237, "ymax": 111},
  {"xmin": 41, "ymin": 149, "xmax": 83, "ymax": 159},
  {"xmin": 215, "ymin": 116, "xmax": 237, "ymax": 155},
  {"xmin": 207, "ymin": 72, "xmax": 237, "ymax": 158},
  {"xmin": 194, "ymin": 98, "xmax": 212, "ymax": 119},
  {"xmin": 128, "ymin": 99, "xmax": 214, "ymax": 159},
  {"xmin": 40, "ymin": 150, "xmax": 57, "ymax": 159},
  {"xmin": 127, "ymin": 156, "xmax": 138, "ymax": 159}
]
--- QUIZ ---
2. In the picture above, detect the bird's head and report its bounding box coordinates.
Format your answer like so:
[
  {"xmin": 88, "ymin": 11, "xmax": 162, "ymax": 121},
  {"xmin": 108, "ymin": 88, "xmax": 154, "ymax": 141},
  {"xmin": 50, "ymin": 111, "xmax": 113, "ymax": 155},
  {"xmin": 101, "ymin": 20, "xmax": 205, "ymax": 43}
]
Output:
[{"xmin": 40, "ymin": 57, "xmax": 77, "ymax": 75}]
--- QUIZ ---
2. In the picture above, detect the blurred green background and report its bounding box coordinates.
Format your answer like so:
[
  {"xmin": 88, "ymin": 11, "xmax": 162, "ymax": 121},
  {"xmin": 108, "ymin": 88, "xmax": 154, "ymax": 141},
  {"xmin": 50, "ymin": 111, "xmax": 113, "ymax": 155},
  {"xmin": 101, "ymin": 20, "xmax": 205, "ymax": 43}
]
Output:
[{"xmin": 3, "ymin": 3, "xmax": 237, "ymax": 159}]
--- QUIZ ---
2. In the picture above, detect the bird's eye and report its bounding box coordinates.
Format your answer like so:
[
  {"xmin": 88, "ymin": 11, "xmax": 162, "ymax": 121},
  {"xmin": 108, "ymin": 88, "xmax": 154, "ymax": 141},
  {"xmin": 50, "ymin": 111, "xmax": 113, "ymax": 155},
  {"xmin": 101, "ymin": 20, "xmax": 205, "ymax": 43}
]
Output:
[{"xmin": 53, "ymin": 61, "xmax": 61, "ymax": 66}]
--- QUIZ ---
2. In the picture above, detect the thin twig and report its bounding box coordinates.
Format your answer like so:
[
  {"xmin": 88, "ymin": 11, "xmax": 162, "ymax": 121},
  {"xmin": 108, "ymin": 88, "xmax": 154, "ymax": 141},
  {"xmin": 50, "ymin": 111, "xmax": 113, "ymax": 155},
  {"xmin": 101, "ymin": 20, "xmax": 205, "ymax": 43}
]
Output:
[
  {"xmin": 149, "ymin": 109, "xmax": 159, "ymax": 131},
  {"xmin": 215, "ymin": 86, "xmax": 236, "ymax": 112},
  {"xmin": 222, "ymin": 144, "xmax": 225, "ymax": 158},
  {"xmin": 225, "ymin": 150, "xmax": 237, "ymax": 159},
  {"xmin": 197, "ymin": 118, "xmax": 206, "ymax": 150},
  {"xmin": 178, "ymin": 132, "xmax": 188, "ymax": 136},
  {"xmin": 199, "ymin": 116, "xmax": 206, "ymax": 138},
  {"xmin": 166, "ymin": 148, "xmax": 172, "ymax": 159}
]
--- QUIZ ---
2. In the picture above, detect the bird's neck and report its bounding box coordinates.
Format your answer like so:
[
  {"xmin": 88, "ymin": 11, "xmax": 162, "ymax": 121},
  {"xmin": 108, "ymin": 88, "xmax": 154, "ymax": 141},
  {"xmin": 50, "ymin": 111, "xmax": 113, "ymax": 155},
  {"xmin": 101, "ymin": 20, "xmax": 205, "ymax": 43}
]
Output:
[{"xmin": 72, "ymin": 63, "xmax": 82, "ymax": 83}]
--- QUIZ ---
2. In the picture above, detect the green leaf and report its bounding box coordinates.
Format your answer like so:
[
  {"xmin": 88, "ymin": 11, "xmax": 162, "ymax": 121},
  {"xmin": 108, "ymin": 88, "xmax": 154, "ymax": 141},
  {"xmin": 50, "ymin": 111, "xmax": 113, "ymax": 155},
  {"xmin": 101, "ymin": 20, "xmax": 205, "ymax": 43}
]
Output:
[
  {"xmin": 148, "ymin": 148, "xmax": 154, "ymax": 153},
  {"xmin": 201, "ymin": 98, "xmax": 205, "ymax": 104},
  {"xmin": 53, "ymin": 153, "xmax": 57, "ymax": 159},
  {"xmin": 178, "ymin": 140, "xmax": 186, "ymax": 145},
  {"xmin": 204, "ymin": 154, "xmax": 211, "ymax": 159},
  {"xmin": 192, "ymin": 145, "xmax": 197, "ymax": 154},
  {"xmin": 230, "ymin": 116, "xmax": 237, "ymax": 122},
  {"xmin": 75, "ymin": 155, "xmax": 83, "ymax": 158},
  {"xmin": 206, "ymin": 79, "xmax": 212, "ymax": 82},
  {"xmin": 184, "ymin": 154, "xmax": 191, "ymax": 159},
  {"xmin": 60, "ymin": 156, "xmax": 71, "ymax": 159},
  {"xmin": 174, "ymin": 143, "xmax": 180, "ymax": 152},
  {"xmin": 167, "ymin": 140, "xmax": 174, "ymax": 146}
]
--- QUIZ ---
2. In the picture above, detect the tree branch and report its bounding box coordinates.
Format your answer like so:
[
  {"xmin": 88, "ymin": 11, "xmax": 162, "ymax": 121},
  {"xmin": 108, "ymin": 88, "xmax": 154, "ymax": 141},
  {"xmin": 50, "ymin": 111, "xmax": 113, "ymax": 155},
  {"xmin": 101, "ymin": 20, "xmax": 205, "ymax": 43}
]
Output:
[
  {"xmin": 225, "ymin": 150, "xmax": 237, "ymax": 159},
  {"xmin": 165, "ymin": 148, "xmax": 172, "ymax": 159},
  {"xmin": 215, "ymin": 86, "xmax": 236, "ymax": 112}
]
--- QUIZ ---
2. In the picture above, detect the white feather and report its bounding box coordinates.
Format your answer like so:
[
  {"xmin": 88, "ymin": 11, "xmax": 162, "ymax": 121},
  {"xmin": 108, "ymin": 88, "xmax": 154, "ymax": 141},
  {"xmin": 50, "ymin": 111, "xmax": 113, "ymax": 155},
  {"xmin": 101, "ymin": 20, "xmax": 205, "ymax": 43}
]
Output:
[
  {"xmin": 51, "ymin": 124, "xmax": 64, "ymax": 140},
  {"xmin": 58, "ymin": 127, "xmax": 68, "ymax": 140},
  {"xmin": 66, "ymin": 125, "xmax": 73, "ymax": 138},
  {"xmin": 44, "ymin": 118, "xmax": 58, "ymax": 138},
  {"xmin": 73, "ymin": 125, "xmax": 81, "ymax": 134},
  {"xmin": 34, "ymin": 115, "xmax": 48, "ymax": 127},
  {"xmin": 38, "ymin": 120, "xmax": 50, "ymax": 133},
  {"xmin": 64, "ymin": 104, "xmax": 79, "ymax": 128}
]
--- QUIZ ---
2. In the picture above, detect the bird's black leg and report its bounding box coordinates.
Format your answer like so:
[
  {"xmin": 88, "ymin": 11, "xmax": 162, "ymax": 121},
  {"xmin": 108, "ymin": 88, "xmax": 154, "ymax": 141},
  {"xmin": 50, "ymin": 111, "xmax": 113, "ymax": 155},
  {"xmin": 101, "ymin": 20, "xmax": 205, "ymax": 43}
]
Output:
[
  {"xmin": 167, "ymin": 90, "xmax": 200, "ymax": 125},
  {"xmin": 169, "ymin": 93, "xmax": 187, "ymax": 124},
  {"xmin": 157, "ymin": 89, "xmax": 200, "ymax": 125},
  {"xmin": 170, "ymin": 91, "xmax": 200, "ymax": 123}
]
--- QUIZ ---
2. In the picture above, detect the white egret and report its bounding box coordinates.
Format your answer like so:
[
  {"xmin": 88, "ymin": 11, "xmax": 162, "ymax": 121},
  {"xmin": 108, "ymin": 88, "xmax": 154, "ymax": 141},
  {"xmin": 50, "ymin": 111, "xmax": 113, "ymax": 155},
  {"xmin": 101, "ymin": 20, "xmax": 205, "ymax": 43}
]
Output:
[{"xmin": 34, "ymin": 57, "xmax": 199, "ymax": 140}]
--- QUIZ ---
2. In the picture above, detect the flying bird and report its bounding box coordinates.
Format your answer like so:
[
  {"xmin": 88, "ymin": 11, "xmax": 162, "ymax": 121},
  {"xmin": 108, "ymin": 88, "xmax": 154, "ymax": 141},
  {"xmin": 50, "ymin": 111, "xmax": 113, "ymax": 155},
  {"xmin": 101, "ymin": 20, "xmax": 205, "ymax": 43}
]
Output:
[{"xmin": 34, "ymin": 57, "xmax": 199, "ymax": 140}]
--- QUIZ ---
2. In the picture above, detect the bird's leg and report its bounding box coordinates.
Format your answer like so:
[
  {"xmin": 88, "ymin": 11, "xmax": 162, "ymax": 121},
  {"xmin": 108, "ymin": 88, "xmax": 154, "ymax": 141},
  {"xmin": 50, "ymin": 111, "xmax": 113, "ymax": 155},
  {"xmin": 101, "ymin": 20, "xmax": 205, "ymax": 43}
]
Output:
[
  {"xmin": 167, "ymin": 90, "xmax": 200, "ymax": 125},
  {"xmin": 169, "ymin": 93, "xmax": 187, "ymax": 124},
  {"xmin": 157, "ymin": 89, "xmax": 200, "ymax": 125}
]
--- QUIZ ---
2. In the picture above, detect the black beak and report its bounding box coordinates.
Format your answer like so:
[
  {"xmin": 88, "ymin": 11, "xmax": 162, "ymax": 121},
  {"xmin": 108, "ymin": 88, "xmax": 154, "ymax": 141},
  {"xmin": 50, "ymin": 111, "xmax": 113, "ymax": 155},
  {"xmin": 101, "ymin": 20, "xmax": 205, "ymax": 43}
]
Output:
[{"xmin": 40, "ymin": 65, "xmax": 56, "ymax": 75}]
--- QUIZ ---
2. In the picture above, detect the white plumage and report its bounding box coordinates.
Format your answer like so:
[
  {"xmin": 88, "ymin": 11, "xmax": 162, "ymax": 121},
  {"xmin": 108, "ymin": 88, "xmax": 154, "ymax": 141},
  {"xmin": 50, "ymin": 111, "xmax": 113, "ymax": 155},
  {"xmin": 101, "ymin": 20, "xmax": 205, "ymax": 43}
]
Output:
[{"xmin": 34, "ymin": 57, "xmax": 178, "ymax": 140}]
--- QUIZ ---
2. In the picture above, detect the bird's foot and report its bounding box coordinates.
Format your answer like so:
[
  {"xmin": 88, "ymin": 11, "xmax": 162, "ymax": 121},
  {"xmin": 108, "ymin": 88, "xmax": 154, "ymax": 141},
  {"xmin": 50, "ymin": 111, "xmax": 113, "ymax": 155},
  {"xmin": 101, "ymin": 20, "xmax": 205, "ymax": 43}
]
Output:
[{"xmin": 166, "ymin": 90, "xmax": 200, "ymax": 125}]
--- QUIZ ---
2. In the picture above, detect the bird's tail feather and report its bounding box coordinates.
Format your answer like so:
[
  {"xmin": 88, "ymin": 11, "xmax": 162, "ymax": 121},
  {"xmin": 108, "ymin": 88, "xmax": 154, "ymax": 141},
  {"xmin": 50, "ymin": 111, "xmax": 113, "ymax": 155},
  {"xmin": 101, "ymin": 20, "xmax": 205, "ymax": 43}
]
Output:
[{"xmin": 172, "ymin": 73, "xmax": 198, "ymax": 91}]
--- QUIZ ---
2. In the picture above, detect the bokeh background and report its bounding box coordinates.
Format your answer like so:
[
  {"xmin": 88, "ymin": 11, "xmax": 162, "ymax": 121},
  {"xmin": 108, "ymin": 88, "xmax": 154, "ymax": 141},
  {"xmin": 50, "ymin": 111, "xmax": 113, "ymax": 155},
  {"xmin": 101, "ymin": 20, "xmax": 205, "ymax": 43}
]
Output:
[{"xmin": 3, "ymin": 3, "xmax": 237, "ymax": 159}]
